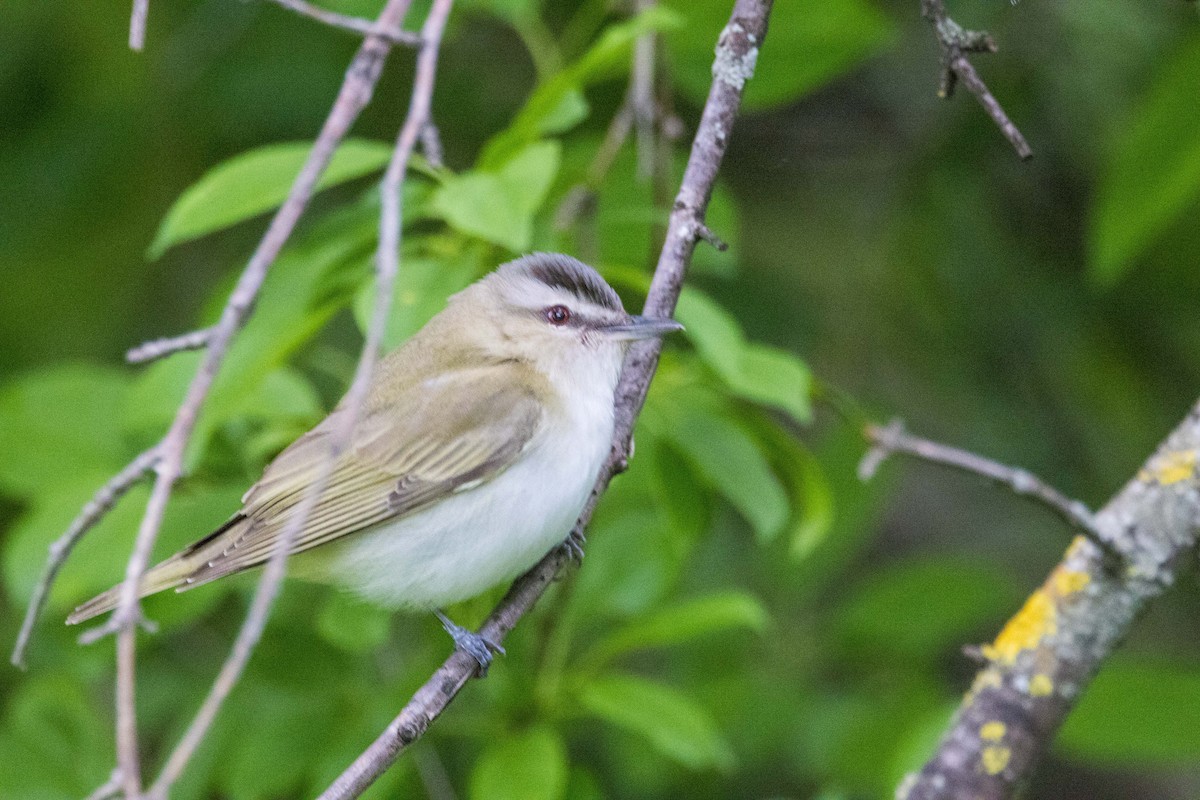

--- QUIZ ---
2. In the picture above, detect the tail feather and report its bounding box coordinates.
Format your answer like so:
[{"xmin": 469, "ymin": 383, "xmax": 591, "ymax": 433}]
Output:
[{"xmin": 66, "ymin": 514, "xmax": 249, "ymax": 626}]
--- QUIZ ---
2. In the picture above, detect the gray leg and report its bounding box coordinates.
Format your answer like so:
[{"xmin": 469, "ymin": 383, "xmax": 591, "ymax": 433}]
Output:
[
  {"xmin": 435, "ymin": 610, "xmax": 504, "ymax": 677},
  {"xmin": 560, "ymin": 528, "xmax": 586, "ymax": 563}
]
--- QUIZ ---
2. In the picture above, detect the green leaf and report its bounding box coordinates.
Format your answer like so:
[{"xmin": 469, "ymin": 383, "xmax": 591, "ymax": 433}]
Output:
[
  {"xmin": 675, "ymin": 288, "xmax": 812, "ymax": 422},
  {"xmin": 1089, "ymin": 36, "xmax": 1200, "ymax": 285},
  {"xmin": 433, "ymin": 141, "xmax": 562, "ymax": 251},
  {"xmin": 1060, "ymin": 658, "xmax": 1200, "ymax": 765},
  {"xmin": 655, "ymin": 393, "xmax": 789, "ymax": 541},
  {"xmin": 0, "ymin": 677, "xmax": 112, "ymax": 797},
  {"xmin": 479, "ymin": 8, "xmax": 683, "ymax": 168},
  {"xmin": 576, "ymin": 673, "xmax": 735, "ymax": 771},
  {"xmin": 315, "ymin": 591, "xmax": 392, "ymax": 653},
  {"xmin": 663, "ymin": 0, "xmax": 893, "ymax": 111},
  {"xmin": 0, "ymin": 365, "xmax": 130, "ymax": 497},
  {"xmin": 752, "ymin": 421, "xmax": 834, "ymax": 560},
  {"xmin": 578, "ymin": 591, "xmax": 768, "ymax": 673},
  {"xmin": 832, "ymin": 558, "xmax": 1019, "ymax": 660},
  {"xmin": 469, "ymin": 726, "xmax": 569, "ymax": 800},
  {"xmin": 149, "ymin": 139, "xmax": 394, "ymax": 258},
  {"xmin": 351, "ymin": 252, "xmax": 480, "ymax": 348}
]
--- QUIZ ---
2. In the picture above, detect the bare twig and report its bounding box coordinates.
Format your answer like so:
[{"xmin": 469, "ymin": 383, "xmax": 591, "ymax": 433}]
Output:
[
  {"xmin": 316, "ymin": 4, "xmax": 773, "ymax": 798},
  {"xmin": 420, "ymin": 121, "xmax": 445, "ymax": 170},
  {"xmin": 266, "ymin": 0, "xmax": 421, "ymax": 46},
  {"xmin": 10, "ymin": 448, "xmax": 159, "ymax": 669},
  {"xmin": 129, "ymin": 0, "xmax": 149, "ymax": 52},
  {"xmin": 631, "ymin": 0, "xmax": 658, "ymax": 180},
  {"xmin": 920, "ymin": 0, "xmax": 1032, "ymax": 160},
  {"xmin": 899, "ymin": 402, "xmax": 1200, "ymax": 799},
  {"xmin": 859, "ymin": 418, "xmax": 1116, "ymax": 558},
  {"xmin": 85, "ymin": 2, "xmax": 420, "ymax": 796},
  {"xmin": 84, "ymin": 769, "xmax": 124, "ymax": 800},
  {"xmin": 146, "ymin": 1, "xmax": 453, "ymax": 796},
  {"xmin": 125, "ymin": 327, "xmax": 215, "ymax": 364}
]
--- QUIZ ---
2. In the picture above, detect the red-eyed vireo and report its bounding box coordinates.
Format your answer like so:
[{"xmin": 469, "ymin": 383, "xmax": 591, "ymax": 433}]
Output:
[{"xmin": 68, "ymin": 253, "xmax": 682, "ymax": 672}]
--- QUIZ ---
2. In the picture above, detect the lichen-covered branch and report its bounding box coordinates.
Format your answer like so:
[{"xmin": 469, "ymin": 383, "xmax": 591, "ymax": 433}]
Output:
[
  {"xmin": 314, "ymin": 3, "xmax": 774, "ymax": 798},
  {"xmin": 899, "ymin": 401, "xmax": 1200, "ymax": 799},
  {"xmin": 920, "ymin": 0, "xmax": 1032, "ymax": 160}
]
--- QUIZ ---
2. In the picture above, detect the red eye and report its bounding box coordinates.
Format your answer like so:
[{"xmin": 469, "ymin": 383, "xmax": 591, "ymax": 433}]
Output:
[{"xmin": 545, "ymin": 305, "xmax": 571, "ymax": 325}]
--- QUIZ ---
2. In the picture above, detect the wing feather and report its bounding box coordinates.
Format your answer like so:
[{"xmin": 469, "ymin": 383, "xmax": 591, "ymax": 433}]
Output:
[{"xmin": 180, "ymin": 363, "xmax": 545, "ymax": 587}]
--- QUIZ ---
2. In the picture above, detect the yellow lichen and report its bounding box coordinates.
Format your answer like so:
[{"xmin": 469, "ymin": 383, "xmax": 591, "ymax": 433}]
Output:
[
  {"xmin": 981, "ymin": 745, "xmax": 1011, "ymax": 775},
  {"xmin": 1144, "ymin": 450, "xmax": 1198, "ymax": 485},
  {"xmin": 1027, "ymin": 671, "xmax": 1056, "ymax": 695},
  {"xmin": 1052, "ymin": 569, "xmax": 1090, "ymax": 595},
  {"xmin": 982, "ymin": 590, "xmax": 1055, "ymax": 665},
  {"xmin": 1029, "ymin": 673, "xmax": 1054, "ymax": 697},
  {"xmin": 980, "ymin": 721, "xmax": 1006, "ymax": 741}
]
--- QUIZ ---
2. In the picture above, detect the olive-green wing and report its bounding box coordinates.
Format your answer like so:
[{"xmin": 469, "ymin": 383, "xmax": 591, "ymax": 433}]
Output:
[{"xmin": 179, "ymin": 363, "xmax": 544, "ymax": 586}]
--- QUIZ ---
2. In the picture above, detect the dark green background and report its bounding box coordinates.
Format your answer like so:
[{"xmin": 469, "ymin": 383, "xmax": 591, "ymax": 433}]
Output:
[{"xmin": 3, "ymin": 0, "xmax": 1200, "ymax": 797}]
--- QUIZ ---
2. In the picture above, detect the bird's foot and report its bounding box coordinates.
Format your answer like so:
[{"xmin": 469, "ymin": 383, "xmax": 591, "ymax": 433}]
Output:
[
  {"xmin": 560, "ymin": 528, "xmax": 586, "ymax": 563},
  {"xmin": 435, "ymin": 611, "xmax": 504, "ymax": 677}
]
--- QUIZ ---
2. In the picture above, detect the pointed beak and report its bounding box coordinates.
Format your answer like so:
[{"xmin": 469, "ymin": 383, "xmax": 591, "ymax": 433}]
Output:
[{"xmin": 598, "ymin": 315, "xmax": 685, "ymax": 341}]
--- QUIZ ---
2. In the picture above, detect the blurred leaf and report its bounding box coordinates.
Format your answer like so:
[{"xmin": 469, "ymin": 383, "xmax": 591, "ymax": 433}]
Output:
[
  {"xmin": 831, "ymin": 558, "xmax": 1019, "ymax": 660},
  {"xmin": 479, "ymin": 7, "xmax": 683, "ymax": 167},
  {"xmin": 1089, "ymin": 36, "xmax": 1200, "ymax": 284},
  {"xmin": 149, "ymin": 139, "xmax": 393, "ymax": 258},
  {"xmin": 643, "ymin": 432, "xmax": 711, "ymax": 544},
  {"xmin": 0, "ymin": 364, "xmax": 130, "ymax": 497},
  {"xmin": 316, "ymin": 591, "xmax": 392, "ymax": 653},
  {"xmin": 576, "ymin": 673, "xmax": 734, "ymax": 771},
  {"xmin": 0, "ymin": 677, "xmax": 112, "ymax": 797},
  {"xmin": 468, "ymin": 726, "xmax": 569, "ymax": 800},
  {"xmin": 655, "ymin": 391, "xmax": 789, "ymax": 541},
  {"xmin": 663, "ymin": 0, "xmax": 893, "ymax": 111},
  {"xmin": 433, "ymin": 141, "xmax": 562, "ymax": 251},
  {"xmin": 753, "ymin": 420, "xmax": 834, "ymax": 560},
  {"xmin": 1060, "ymin": 658, "xmax": 1200, "ymax": 765},
  {"xmin": 675, "ymin": 288, "xmax": 812, "ymax": 422},
  {"xmin": 352, "ymin": 252, "xmax": 480, "ymax": 348},
  {"xmin": 578, "ymin": 591, "xmax": 767, "ymax": 673}
]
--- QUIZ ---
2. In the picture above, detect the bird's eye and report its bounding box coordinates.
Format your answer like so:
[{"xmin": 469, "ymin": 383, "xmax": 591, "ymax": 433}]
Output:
[{"xmin": 545, "ymin": 305, "xmax": 571, "ymax": 326}]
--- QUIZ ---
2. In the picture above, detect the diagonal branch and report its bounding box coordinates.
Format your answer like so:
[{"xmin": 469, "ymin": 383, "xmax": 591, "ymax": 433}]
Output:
[
  {"xmin": 129, "ymin": 0, "xmax": 149, "ymax": 52},
  {"xmin": 265, "ymin": 0, "xmax": 422, "ymax": 46},
  {"xmin": 143, "ymin": 3, "xmax": 453, "ymax": 793},
  {"xmin": 10, "ymin": 447, "xmax": 159, "ymax": 669},
  {"xmin": 74, "ymin": 2, "xmax": 421, "ymax": 796},
  {"xmin": 315, "ymin": 3, "xmax": 774, "ymax": 798},
  {"xmin": 859, "ymin": 418, "xmax": 1117, "ymax": 559},
  {"xmin": 898, "ymin": 402, "xmax": 1200, "ymax": 799},
  {"xmin": 920, "ymin": 0, "xmax": 1032, "ymax": 160},
  {"xmin": 126, "ymin": 327, "xmax": 215, "ymax": 364}
]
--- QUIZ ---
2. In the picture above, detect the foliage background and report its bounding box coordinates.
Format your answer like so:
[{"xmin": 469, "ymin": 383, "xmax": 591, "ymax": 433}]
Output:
[{"xmin": 3, "ymin": 0, "xmax": 1200, "ymax": 798}]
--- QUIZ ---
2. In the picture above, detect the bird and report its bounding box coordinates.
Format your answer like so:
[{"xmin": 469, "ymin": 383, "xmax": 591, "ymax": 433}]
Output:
[{"xmin": 67, "ymin": 253, "xmax": 682, "ymax": 672}]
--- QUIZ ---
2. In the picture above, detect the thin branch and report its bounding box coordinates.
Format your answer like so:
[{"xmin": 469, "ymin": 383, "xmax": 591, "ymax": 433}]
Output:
[
  {"xmin": 859, "ymin": 418, "xmax": 1118, "ymax": 559},
  {"xmin": 129, "ymin": 0, "xmax": 148, "ymax": 52},
  {"xmin": 9, "ymin": 448, "xmax": 160, "ymax": 669},
  {"xmin": 899, "ymin": 401, "xmax": 1200, "ymax": 799},
  {"xmin": 266, "ymin": 0, "xmax": 421, "ymax": 46},
  {"xmin": 420, "ymin": 121, "xmax": 444, "ymax": 169},
  {"xmin": 125, "ymin": 327, "xmax": 215, "ymax": 364},
  {"xmin": 84, "ymin": 769, "xmax": 124, "ymax": 800},
  {"xmin": 316, "ymin": 3, "xmax": 773, "ymax": 798},
  {"xmin": 920, "ymin": 0, "xmax": 1032, "ymax": 160},
  {"xmin": 631, "ymin": 0, "xmax": 658, "ymax": 180},
  {"xmin": 91, "ymin": 2, "xmax": 420, "ymax": 796}
]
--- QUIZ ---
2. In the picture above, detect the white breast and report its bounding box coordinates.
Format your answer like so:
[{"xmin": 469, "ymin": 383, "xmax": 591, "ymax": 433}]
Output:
[{"xmin": 323, "ymin": 352, "xmax": 620, "ymax": 610}]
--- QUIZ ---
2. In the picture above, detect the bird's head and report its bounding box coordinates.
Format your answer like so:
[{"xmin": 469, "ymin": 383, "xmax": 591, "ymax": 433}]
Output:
[{"xmin": 447, "ymin": 253, "xmax": 682, "ymax": 389}]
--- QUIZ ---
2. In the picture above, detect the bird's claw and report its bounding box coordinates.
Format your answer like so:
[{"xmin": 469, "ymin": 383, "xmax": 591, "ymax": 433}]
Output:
[
  {"xmin": 436, "ymin": 611, "xmax": 504, "ymax": 677},
  {"xmin": 560, "ymin": 529, "xmax": 586, "ymax": 563}
]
